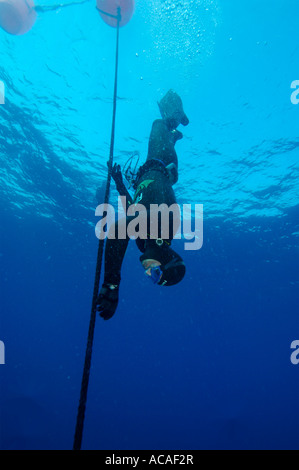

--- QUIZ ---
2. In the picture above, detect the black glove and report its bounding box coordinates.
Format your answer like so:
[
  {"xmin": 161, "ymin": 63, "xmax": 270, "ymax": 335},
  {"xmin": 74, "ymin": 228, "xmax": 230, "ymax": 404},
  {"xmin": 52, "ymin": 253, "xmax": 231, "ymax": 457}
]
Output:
[
  {"xmin": 110, "ymin": 163, "xmax": 123, "ymax": 187},
  {"xmin": 96, "ymin": 283, "xmax": 119, "ymax": 321}
]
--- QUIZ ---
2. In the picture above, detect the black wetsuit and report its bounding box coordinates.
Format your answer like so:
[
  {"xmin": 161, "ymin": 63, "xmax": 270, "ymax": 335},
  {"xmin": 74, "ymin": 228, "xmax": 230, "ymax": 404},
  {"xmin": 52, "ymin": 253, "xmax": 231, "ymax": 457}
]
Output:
[{"xmin": 103, "ymin": 119, "xmax": 180, "ymax": 287}]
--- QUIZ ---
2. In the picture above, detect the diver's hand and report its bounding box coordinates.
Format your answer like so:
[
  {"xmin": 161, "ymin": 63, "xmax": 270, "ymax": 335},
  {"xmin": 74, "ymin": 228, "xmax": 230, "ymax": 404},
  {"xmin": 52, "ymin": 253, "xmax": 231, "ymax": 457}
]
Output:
[
  {"xmin": 96, "ymin": 284, "xmax": 119, "ymax": 320},
  {"xmin": 110, "ymin": 163, "xmax": 123, "ymax": 187}
]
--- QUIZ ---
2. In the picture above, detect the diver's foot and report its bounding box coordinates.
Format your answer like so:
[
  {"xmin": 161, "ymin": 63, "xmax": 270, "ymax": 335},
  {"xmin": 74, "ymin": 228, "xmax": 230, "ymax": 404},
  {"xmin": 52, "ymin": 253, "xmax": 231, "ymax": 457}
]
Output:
[
  {"xmin": 170, "ymin": 129, "xmax": 183, "ymax": 143},
  {"xmin": 158, "ymin": 89, "xmax": 189, "ymax": 129}
]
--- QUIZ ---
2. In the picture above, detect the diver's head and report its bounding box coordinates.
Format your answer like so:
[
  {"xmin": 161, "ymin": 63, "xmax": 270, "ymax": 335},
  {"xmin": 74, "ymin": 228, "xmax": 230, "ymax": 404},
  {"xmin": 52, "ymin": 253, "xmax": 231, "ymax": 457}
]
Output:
[
  {"xmin": 142, "ymin": 259, "xmax": 163, "ymax": 284},
  {"xmin": 140, "ymin": 243, "xmax": 186, "ymax": 286}
]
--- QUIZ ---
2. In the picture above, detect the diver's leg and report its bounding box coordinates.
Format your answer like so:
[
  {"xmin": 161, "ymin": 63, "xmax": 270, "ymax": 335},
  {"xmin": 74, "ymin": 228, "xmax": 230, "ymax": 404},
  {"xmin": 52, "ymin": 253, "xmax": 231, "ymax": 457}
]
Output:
[
  {"xmin": 147, "ymin": 90, "xmax": 189, "ymax": 161},
  {"xmin": 147, "ymin": 119, "xmax": 180, "ymax": 162}
]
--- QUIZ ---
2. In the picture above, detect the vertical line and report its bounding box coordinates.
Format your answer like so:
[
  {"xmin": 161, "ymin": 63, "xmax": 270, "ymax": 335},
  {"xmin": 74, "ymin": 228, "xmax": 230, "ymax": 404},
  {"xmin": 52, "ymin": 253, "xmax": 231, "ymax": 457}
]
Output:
[{"xmin": 73, "ymin": 9, "xmax": 121, "ymax": 451}]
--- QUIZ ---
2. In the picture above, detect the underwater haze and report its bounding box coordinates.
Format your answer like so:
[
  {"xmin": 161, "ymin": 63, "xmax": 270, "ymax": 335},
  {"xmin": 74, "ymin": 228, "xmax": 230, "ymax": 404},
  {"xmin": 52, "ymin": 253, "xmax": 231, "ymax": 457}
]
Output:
[{"xmin": 0, "ymin": 0, "xmax": 299, "ymax": 450}]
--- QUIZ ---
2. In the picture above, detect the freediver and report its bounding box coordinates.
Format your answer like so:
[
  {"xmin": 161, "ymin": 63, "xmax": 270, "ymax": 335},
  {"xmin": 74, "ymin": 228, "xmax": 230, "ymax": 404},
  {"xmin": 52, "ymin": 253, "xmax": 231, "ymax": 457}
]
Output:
[{"xmin": 96, "ymin": 90, "xmax": 189, "ymax": 320}]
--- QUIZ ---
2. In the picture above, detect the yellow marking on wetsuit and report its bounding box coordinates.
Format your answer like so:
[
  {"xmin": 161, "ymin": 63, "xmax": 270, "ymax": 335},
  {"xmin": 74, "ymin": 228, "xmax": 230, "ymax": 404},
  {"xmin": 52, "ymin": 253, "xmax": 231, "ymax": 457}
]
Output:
[
  {"xmin": 135, "ymin": 179, "xmax": 154, "ymax": 193},
  {"xmin": 133, "ymin": 179, "xmax": 154, "ymax": 203}
]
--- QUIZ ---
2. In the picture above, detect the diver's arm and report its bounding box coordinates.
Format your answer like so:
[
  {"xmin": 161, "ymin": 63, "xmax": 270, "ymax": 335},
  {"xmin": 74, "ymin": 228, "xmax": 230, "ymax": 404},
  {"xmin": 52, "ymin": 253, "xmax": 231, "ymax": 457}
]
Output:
[
  {"xmin": 111, "ymin": 163, "xmax": 133, "ymax": 210},
  {"xmin": 96, "ymin": 218, "xmax": 130, "ymax": 320},
  {"xmin": 96, "ymin": 234, "xmax": 123, "ymax": 321}
]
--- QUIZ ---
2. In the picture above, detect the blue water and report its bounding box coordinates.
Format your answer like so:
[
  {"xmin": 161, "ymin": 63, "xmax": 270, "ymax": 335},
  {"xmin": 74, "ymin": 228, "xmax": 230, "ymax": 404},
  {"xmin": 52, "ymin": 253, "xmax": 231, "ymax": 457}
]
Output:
[{"xmin": 0, "ymin": 0, "xmax": 298, "ymax": 450}]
